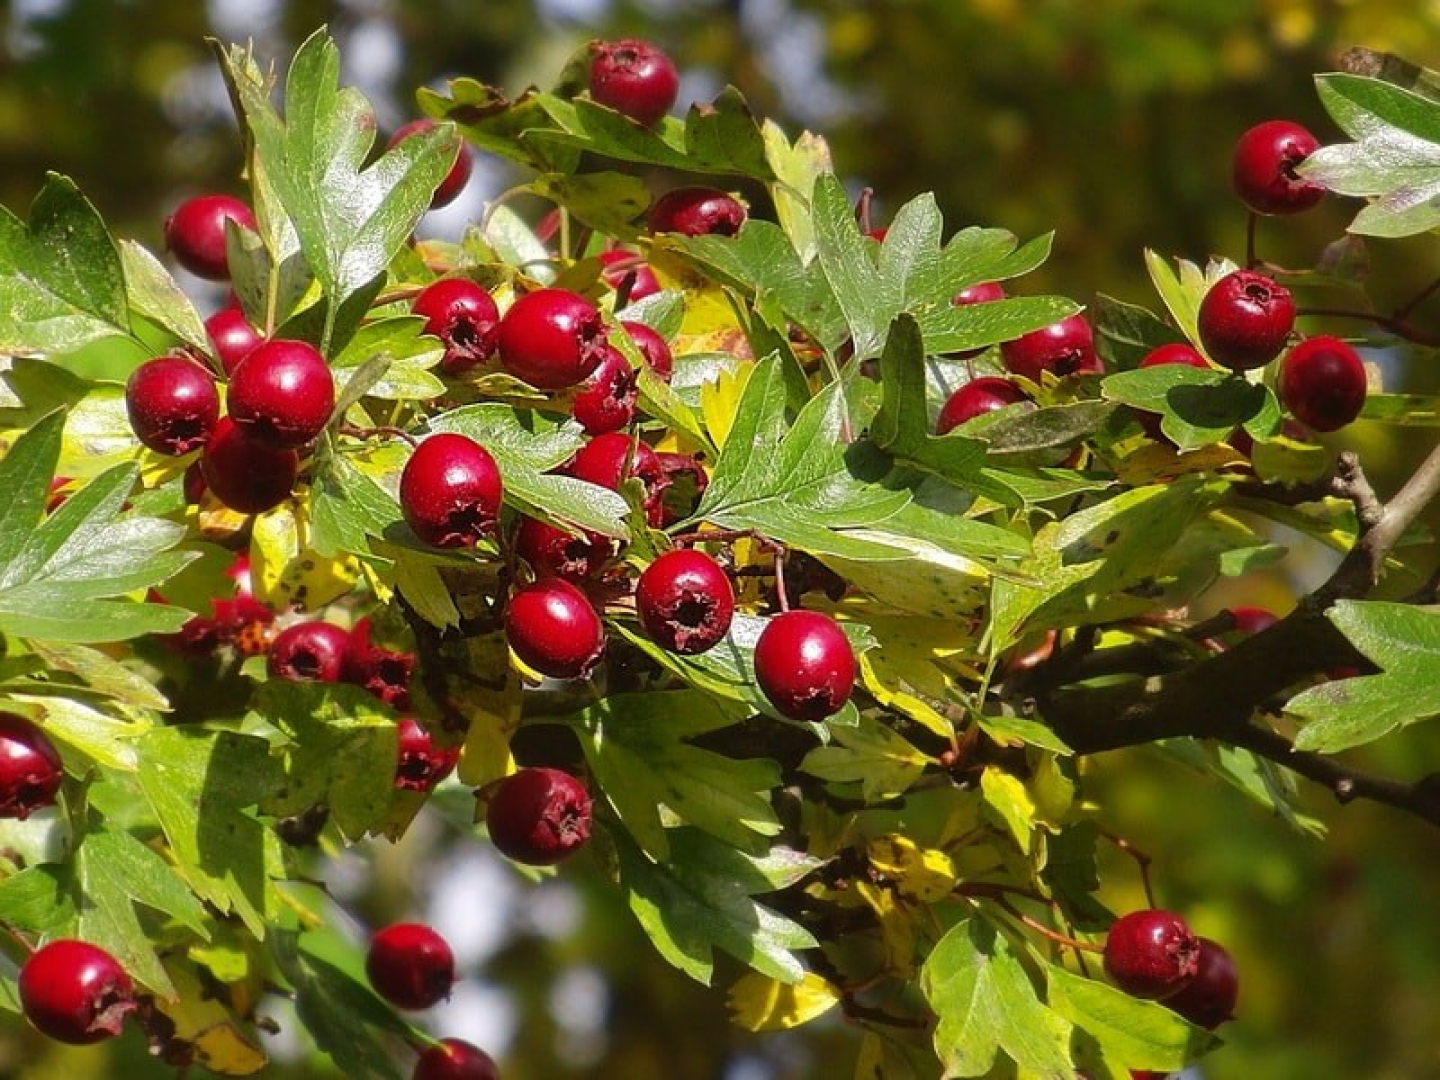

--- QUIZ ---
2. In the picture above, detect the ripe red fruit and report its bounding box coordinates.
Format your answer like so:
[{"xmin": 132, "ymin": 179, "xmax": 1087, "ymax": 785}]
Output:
[
  {"xmin": 950, "ymin": 281, "xmax": 1006, "ymax": 358},
  {"xmin": 0, "ymin": 712, "xmax": 64, "ymax": 819},
  {"xmin": 1163, "ymin": 936, "xmax": 1238, "ymax": 1029},
  {"xmin": 936, "ymin": 376, "xmax": 1029, "ymax": 434},
  {"xmin": 600, "ymin": 251, "xmax": 661, "ymax": 303},
  {"xmin": 124, "ymin": 355, "xmax": 220, "ymax": 456},
  {"xmin": 394, "ymin": 717, "xmax": 459, "ymax": 792},
  {"xmin": 655, "ymin": 451, "xmax": 708, "ymax": 526},
  {"xmin": 1000, "ymin": 313, "xmax": 1102, "ymax": 381},
  {"xmin": 1197, "ymin": 270, "xmax": 1295, "ymax": 372},
  {"xmin": 227, "ymin": 339, "xmax": 335, "ymax": 449},
  {"xmin": 753, "ymin": 610, "xmax": 856, "ymax": 721},
  {"xmin": 1278, "ymin": 334, "xmax": 1367, "ymax": 432},
  {"xmin": 505, "ymin": 578, "xmax": 606, "ymax": 680},
  {"xmin": 513, "ymin": 516, "xmax": 613, "ymax": 582},
  {"xmin": 1229, "ymin": 605, "xmax": 1279, "ymax": 637},
  {"xmin": 400, "ymin": 433, "xmax": 504, "ymax": 548},
  {"xmin": 635, "ymin": 549, "xmax": 735, "ymax": 654},
  {"xmin": 589, "ymin": 39, "xmax": 680, "ymax": 127},
  {"xmin": 388, "ymin": 119, "xmax": 472, "ymax": 208},
  {"xmin": 344, "ymin": 619, "xmax": 415, "ymax": 709},
  {"xmin": 205, "ymin": 306, "xmax": 264, "ymax": 376},
  {"xmin": 620, "ymin": 320, "xmax": 673, "ymax": 381},
  {"xmin": 365, "ymin": 922, "xmax": 456, "ymax": 1010},
  {"xmin": 1103, "ymin": 909, "xmax": 1201, "ymax": 1000},
  {"xmin": 200, "ymin": 416, "xmax": 300, "ymax": 514},
  {"xmin": 648, "ymin": 187, "xmax": 747, "ymax": 237},
  {"xmin": 19, "ymin": 939, "xmax": 135, "ymax": 1045},
  {"xmin": 412, "ymin": 1037, "xmax": 501, "ymax": 1080},
  {"xmin": 571, "ymin": 345, "xmax": 639, "ymax": 435},
  {"xmin": 486, "ymin": 766, "xmax": 593, "ymax": 865},
  {"xmin": 164, "ymin": 194, "xmax": 257, "ymax": 281},
  {"xmin": 567, "ymin": 432, "xmax": 669, "ymax": 527},
  {"xmin": 496, "ymin": 288, "xmax": 609, "ymax": 390},
  {"xmin": 1232, "ymin": 119, "xmax": 1325, "ymax": 216},
  {"xmin": 1139, "ymin": 342, "xmax": 1210, "ymax": 370},
  {"xmin": 267, "ymin": 621, "xmax": 350, "ymax": 683},
  {"xmin": 412, "ymin": 278, "xmax": 500, "ymax": 376}
]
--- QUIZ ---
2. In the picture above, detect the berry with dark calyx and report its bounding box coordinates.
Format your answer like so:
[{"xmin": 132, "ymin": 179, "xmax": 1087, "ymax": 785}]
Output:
[
  {"xmin": 950, "ymin": 281, "xmax": 1006, "ymax": 358},
  {"xmin": 1000, "ymin": 312, "xmax": 1102, "ymax": 381},
  {"xmin": 571, "ymin": 345, "xmax": 639, "ymax": 435},
  {"xmin": 496, "ymin": 288, "xmax": 609, "ymax": 390},
  {"xmin": 936, "ymin": 376, "xmax": 1030, "ymax": 434},
  {"xmin": 164, "ymin": 194, "xmax": 256, "ymax": 281},
  {"xmin": 124, "ymin": 355, "xmax": 220, "ymax": 456},
  {"xmin": 200, "ymin": 416, "xmax": 299, "ymax": 515},
  {"xmin": 366, "ymin": 922, "xmax": 456, "ymax": 1010},
  {"xmin": 267, "ymin": 621, "xmax": 350, "ymax": 683},
  {"xmin": 655, "ymin": 451, "xmax": 708, "ymax": 525},
  {"xmin": 1197, "ymin": 270, "xmax": 1295, "ymax": 372},
  {"xmin": 1232, "ymin": 119, "xmax": 1325, "ymax": 216},
  {"xmin": 588, "ymin": 39, "xmax": 680, "ymax": 127},
  {"xmin": 635, "ymin": 549, "xmax": 735, "ymax": 655},
  {"xmin": 412, "ymin": 278, "xmax": 500, "ymax": 376},
  {"xmin": 1103, "ymin": 909, "xmax": 1201, "ymax": 1000},
  {"xmin": 388, "ymin": 119, "xmax": 472, "ymax": 209},
  {"xmin": 394, "ymin": 717, "xmax": 459, "ymax": 792},
  {"xmin": 1163, "ymin": 936, "xmax": 1238, "ymax": 1029},
  {"xmin": 504, "ymin": 578, "xmax": 606, "ymax": 680},
  {"xmin": 412, "ymin": 1037, "xmax": 501, "ymax": 1080},
  {"xmin": 600, "ymin": 251, "xmax": 661, "ymax": 303},
  {"xmin": 754, "ymin": 609, "xmax": 856, "ymax": 722},
  {"xmin": 567, "ymin": 432, "xmax": 669, "ymax": 527},
  {"xmin": 0, "ymin": 712, "xmax": 63, "ymax": 819},
  {"xmin": 620, "ymin": 319, "xmax": 673, "ymax": 381},
  {"xmin": 648, "ymin": 187, "xmax": 747, "ymax": 237},
  {"xmin": 205, "ymin": 306, "xmax": 264, "ymax": 376},
  {"xmin": 19, "ymin": 939, "xmax": 135, "ymax": 1045},
  {"xmin": 400, "ymin": 433, "xmax": 504, "ymax": 548},
  {"xmin": 513, "ymin": 516, "xmax": 613, "ymax": 582},
  {"xmin": 485, "ymin": 766, "xmax": 593, "ymax": 865},
  {"xmin": 1278, "ymin": 334, "xmax": 1367, "ymax": 432},
  {"xmin": 1139, "ymin": 342, "xmax": 1210, "ymax": 370},
  {"xmin": 344, "ymin": 618, "xmax": 415, "ymax": 709},
  {"xmin": 227, "ymin": 339, "xmax": 335, "ymax": 449}
]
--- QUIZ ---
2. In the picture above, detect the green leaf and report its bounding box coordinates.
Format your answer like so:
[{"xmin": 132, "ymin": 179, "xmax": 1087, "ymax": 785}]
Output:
[
  {"xmin": 332, "ymin": 316, "xmax": 445, "ymax": 402},
  {"xmin": 1047, "ymin": 965, "xmax": 1214, "ymax": 1073},
  {"xmin": 0, "ymin": 866, "xmax": 76, "ymax": 939},
  {"xmin": 530, "ymin": 172, "xmax": 650, "ymax": 236},
  {"xmin": 921, "ymin": 912, "xmax": 1073, "ymax": 1077},
  {"xmin": 614, "ymin": 827, "xmax": 819, "ymax": 986},
  {"xmin": 119, "ymin": 239, "xmax": 208, "ymax": 351},
  {"xmin": 1143, "ymin": 250, "xmax": 1234, "ymax": 349},
  {"xmin": 1091, "ymin": 293, "xmax": 1187, "ymax": 369},
  {"xmin": 310, "ymin": 452, "xmax": 403, "ymax": 558},
  {"xmin": 0, "ymin": 174, "xmax": 131, "ymax": 353},
  {"xmin": 0, "ymin": 410, "xmax": 63, "ymax": 573},
  {"xmin": 799, "ymin": 713, "xmax": 929, "ymax": 800},
  {"xmin": 1102, "ymin": 366, "xmax": 1279, "ymax": 451},
  {"xmin": 23, "ymin": 695, "xmax": 148, "ymax": 772},
  {"xmin": 814, "ymin": 172, "xmax": 902, "ymax": 361}
]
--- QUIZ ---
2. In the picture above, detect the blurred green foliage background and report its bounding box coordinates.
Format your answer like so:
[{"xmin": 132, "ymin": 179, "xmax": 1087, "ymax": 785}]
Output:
[{"xmin": 5, "ymin": 2, "xmax": 1440, "ymax": 1078}]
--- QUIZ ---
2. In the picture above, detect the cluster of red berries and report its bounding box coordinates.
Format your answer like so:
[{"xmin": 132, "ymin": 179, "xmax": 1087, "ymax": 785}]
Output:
[{"xmin": 1104, "ymin": 908, "xmax": 1240, "ymax": 1032}]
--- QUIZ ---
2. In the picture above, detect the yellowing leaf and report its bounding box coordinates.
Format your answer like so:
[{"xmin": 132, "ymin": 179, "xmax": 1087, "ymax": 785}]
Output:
[
  {"xmin": 1027, "ymin": 753, "xmax": 1076, "ymax": 827},
  {"xmin": 854, "ymin": 879, "xmax": 921, "ymax": 978},
  {"xmin": 700, "ymin": 359, "xmax": 755, "ymax": 452},
  {"xmin": 152, "ymin": 962, "xmax": 268, "ymax": 1076},
  {"xmin": 728, "ymin": 971, "xmax": 841, "ymax": 1031},
  {"xmin": 250, "ymin": 503, "xmax": 359, "ymax": 611},
  {"xmin": 857, "ymin": 615, "xmax": 978, "ymax": 740},
  {"xmin": 455, "ymin": 635, "xmax": 523, "ymax": 789},
  {"xmin": 981, "ymin": 766, "xmax": 1037, "ymax": 855},
  {"xmin": 867, "ymin": 833, "xmax": 958, "ymax": 903}
]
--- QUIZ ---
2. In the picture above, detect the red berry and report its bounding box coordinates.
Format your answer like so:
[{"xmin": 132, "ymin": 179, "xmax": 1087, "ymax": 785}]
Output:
[
  {"xmin": 655, "ymin": 451, "xmax": 708, "ymax": 526},
  {"xmin": 1163, "ymin": 936, "xmax": 1238, "ymax": 1029},
  {"xmin": 513, "ymin": 516, "xmax": 614, "ymax": 582},
  {"xmin": 485, "ymin": 767, "xmax": 593, "ymax": 865},
  {"xmin": 648, "ymin": 187, "xmax": 747, "ymax": 237},
  {"xmin": 412, "ymin": 278, "xmax": 500, "ymax": 376},
  {"xmin": 588, "ymin": 39, "xmax": 680, "ymax": 127},
  {"xmin": 205, "ymin": 306, "xmax": 264, "ymax": 376},
  {"xmin": 1103, "ymin": 909, "xmax": 1201, "ymax": 1000},
  {"xmin": 394, "ymin": 717, "xmax": 459, "ymax": 792},
  {"xmin": 400, "ymin": 433, "xmax": 504, "ymax": 548},
  {"xmin": 571, "ymin": 345, "xmax": 638, "ymax": 435},
  {"xmin": 267, "ymin": 621, "xmax": 350, "ymax": 682},
  {"xmin": 124, "ymin": 355, "xmax": 220, "ymax": 456},
  {"xmin": 567, "ymin": 432, "xmax": 669, "ymax": 527},
  {"xmin": 496, "ymin": 288, "xmax": 609, "ymax": 390},
  {"xmin": 635, "ymin": 549, "xmax": 735, "ymax": 655},
  {"xmin": 1000, "ymin": 313, "xmax": 1102, "ymax": 381},
  {"xmin": 1232, "ymin": 119, "xmax": 1325, "ymax": 216},
  {"xmin": 599, "ymin": 251, "xmax": 661, "ymax": 303},
  {"xmin": 412, "ymin": 1037, "xmax": 501, "ymax": 1080},
  {"xmin": 950, "ymin": 281, "xmax": 1006, "ymax": 359},
  {"xmin": 227, "ymin": 339, "xmax": 335, "ymax": 449},
  {"xmin": 344, "ymin": 618, "xmax": 415, "ymax": 709},
  {"xmin": 753, "ymin": 610, "xmax": 856, "ymax": 722},
  {"xmin": 1229, "ymin": 606, "xmax": 1279, "ymax": 637},
  {"xmin": 1139, "ymin": 342, "xmax": 1210, "ymax": 370},
  {"xmin": 620, "ymin": 320, "xmax": 673, "ymax": 381},
  {"xmin": 164, "ymin": 194, "xmax": 256, "ymax": 281},
  {"xmin": 936, "ymin": 376, "xmax": 1029, "ymax": 434},
  {"xmin": 1278, "ymin": 334, "xmax": 1367, "ymax": 432},
  {"xmin": 200, "ymin": 416, "xmax": 299, "ymax": 514},
  {"xmin": 1197, "ymin": 271, "xmax": 1295, "ymax": 372},
  {"xmin": 388, "ymin": 119, "xmax": 472, "ymax": 209},
  {"xmin": 19, "ymin": 939, "xmax": 135, "ymax": 1045},
  {"xmin": 505, "ymin": 578, "xmax": 606, "ymax": 680},
  {"xmin": 366, "ymin": 923, "xmax": 456, "ymax": 1011},
  {"xmin": 0, "ymin": 712, "xmax": 63, "ymax": 819}
]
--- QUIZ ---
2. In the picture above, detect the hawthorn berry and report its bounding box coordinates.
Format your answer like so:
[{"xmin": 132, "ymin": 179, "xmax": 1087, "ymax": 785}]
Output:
[
  {"xmin": 1000, "ymin": 313, "xmax": 1102, "ymax": 381},
  {"xmin": 655, "ymin": 451, "xmax": 709, "ymax": 526},
  {"xmin": 496, "ymin": 288, "xmax": 609, "ymax": 390},
  {"xmin": 567, "ymin": 432, "xmax": 669, "ymax": 527},
  {"xmin": 620, "ymin": 319, "xmax": 674, "ymax": 381},
  {"xmin": 648, "ymin": 187, "xmax": 747, "ymax": 237},
  {"xmin": 19, "ymin": 939, "xmax": 135, "ymax": 1045},
  {"xmin": 571, "ymin": 345, "xmax": 639, "ymax": 435},
  {"xmin": 205, "ymin": 306, "xmax": 264, "ymax": 376},
  {"xmin": 124, "ymin": 355, "xmax": 220, "ymax": 456},
  {"xmin": 344, "ymin": 618, "xmax": 415, "ymax": 709},
  {"xmin": 1278, "ymin": 334, "xmax": 1367, "ymax": 432},
  {"xmin": 388, "ymin": 119, "xmax": 472, "ymax": 208},
  {"xmin": 513, "ymin": 515, "xmax": 613, "ymax": 582},
  {"xmin": 589, "ymin": 39, "xmax": 680, "ymax": 127},
  {"xmin": 1163, "ymin": 936, "xmax": 1238, "ymax": 1029},
  {"xmin": 412, "ymin": 278, "xmax": 500, "ymax": 376},
  {"xmin": 400, "ymin": 433, "xmax": 504, "ymax": 548},
  {"xmin": 1139, "ymin": 342, "xmax": 1209, "ymax": 370},
  {"xmin": 504, "ymin": 578, "xmax": 606, "ymax": 680},
  {"xmin": 412, "ymin": 1037, "xmax": 501, "ymax": 1080},
  {"xmin": 600, "ymin": 251, "xmax": 661, "ymax": 303},
  {"xmin": 1229, "ymin": 606, "xmax": 1278, "ymax": 637},
  {"xmin": 200, "ymin": 416, "xmax": 299, "ymax": 515},
  {"xmin": 164, "ymin": 194, "xmax": 256, "ymax": 281},
  {"xmin": 1103, "ymin": 909, "xmax": 1201, "ymax": 1000},
  {"xmin": 366, "ymin": 922, "xmax": 456, "ymax": 1010},
  {"xmin": 486, "ymin": 766, "xmax": 593, "ymax": 865},
  {"xmin": 635, "ymin": 548, "xmax": 735, "ymax": 654},
  {"xmin": 0, "ymin": 712, "xmax": 64, "ymax": 819},
  {"xmin": 936, "ymin": 376, "xmax": 1030, "ymax": 434},
  {"xmin": 1196, "ymin": 270, "xmax": 1295, "ymax": 372},
  {"xmin": 1232, "ymin": 119, "xmax": 1325, "ymax": 216},
  {"xmin": 226, "ymin": 338, "xmax": 336, "ymax": 449},
  {"xmin": 753, "ymin": 609, "xmax": 856, "ymax": 722},
  {"xmin": 267, "ymin": 621, "xmax": 350, "ymax": 683},
  {"xmin": 950, "ymin": 281, "xmax": 1006, "ymax": 358},
  {"xmin": 394, "ymin": 717, "xmax": 459, "ymax": 792}
]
